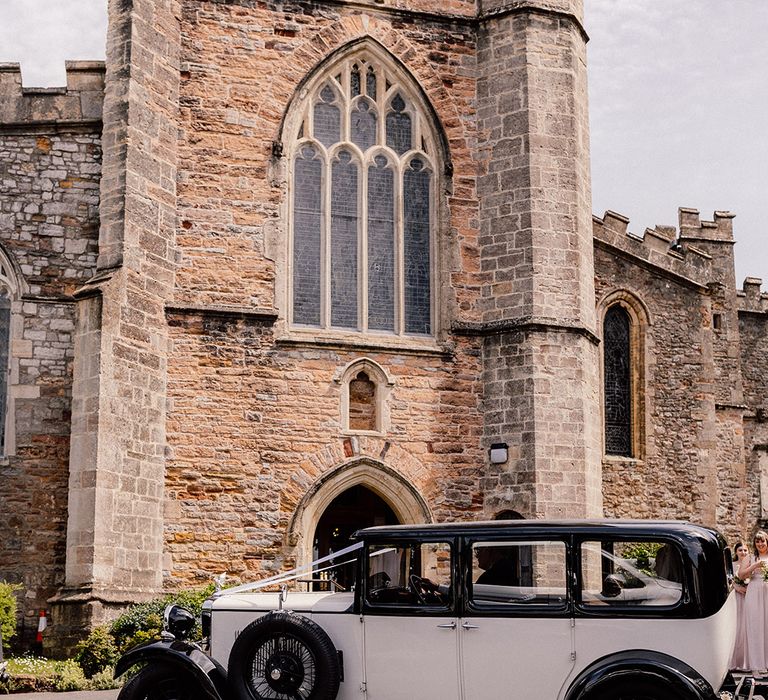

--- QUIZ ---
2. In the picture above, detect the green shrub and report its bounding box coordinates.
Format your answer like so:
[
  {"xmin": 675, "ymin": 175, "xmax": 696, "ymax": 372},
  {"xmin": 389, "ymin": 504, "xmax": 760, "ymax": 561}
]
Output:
[
  {"xmin": 75, "ymin": 625, "xmax": 119, "ymax": 678},
  {"xmin": 110, "ymin": 584, "xmax": 215, "ymax": 652},
  {"xmin": 0, "ymin": 581, "xmax": 21, "ymax": 651},
  {"xmin": 84, "ymin": 666, "xmax": 120, "ymax": 690},
  {"xmin": 53, "ymin": 659, "xmax": 87, "ymax": 691},
  {"xmin": 618, "ymin": 541, "xmax": 663, "ymax": 576},
  {"xmin": 0, "ymin": 586, "xmax": 213, "ymax": 693}
]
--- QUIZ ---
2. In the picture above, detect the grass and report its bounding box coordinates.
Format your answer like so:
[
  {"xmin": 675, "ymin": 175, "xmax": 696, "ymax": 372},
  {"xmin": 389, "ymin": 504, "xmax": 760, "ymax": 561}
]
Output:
[{"xmin": 0, "ymin": 656, "xmax": 120, "ymax": 693}]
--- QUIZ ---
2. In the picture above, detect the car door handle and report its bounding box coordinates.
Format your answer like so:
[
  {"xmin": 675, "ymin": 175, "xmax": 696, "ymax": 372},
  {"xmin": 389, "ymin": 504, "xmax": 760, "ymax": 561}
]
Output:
[
  {"xmin": 436, "ymin": 621, "xmax": 456, "ymax": 629},
  {"xmin": 461, "ymin": 622, "xmax": 479, "ymax": 630}
]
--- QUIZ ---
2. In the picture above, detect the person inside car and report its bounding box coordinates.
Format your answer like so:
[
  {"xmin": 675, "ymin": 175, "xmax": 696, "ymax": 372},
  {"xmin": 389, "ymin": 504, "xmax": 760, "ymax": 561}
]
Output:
[{"xmin": 476, "ymin": 545, "xmax": 520, "ymax": 586}]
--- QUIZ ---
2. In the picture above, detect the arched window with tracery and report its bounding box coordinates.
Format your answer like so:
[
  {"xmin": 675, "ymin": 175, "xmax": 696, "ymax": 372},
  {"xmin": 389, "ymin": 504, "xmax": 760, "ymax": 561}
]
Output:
[
  {"xmin": 603, "ymin": 305, "xmax": 632, "ymax": 456},
  {"xmin": 288, "ymin": 47, "xmax": 439, "ymax": 337},
  {"xmin": 0, "ymin": 252, "xmax": 17, "ymax": 456}
]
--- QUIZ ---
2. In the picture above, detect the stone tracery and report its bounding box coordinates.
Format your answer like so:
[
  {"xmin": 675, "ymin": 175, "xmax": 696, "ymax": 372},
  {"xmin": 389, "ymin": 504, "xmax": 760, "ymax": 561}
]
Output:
[{"xmin": 288, "ymin": 47, "xmax": 438, "ymax": 337}]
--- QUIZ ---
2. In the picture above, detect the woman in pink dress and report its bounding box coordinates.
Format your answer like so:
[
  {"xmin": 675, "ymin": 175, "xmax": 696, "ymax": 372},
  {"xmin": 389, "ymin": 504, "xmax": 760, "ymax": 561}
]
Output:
[
  {"xmin": 740, "ymin": 531, "xmax": 768, "ymax": 673},
  {"xmin": 731, "ymin": 542, "xmax": 750, "ymax": 670}
]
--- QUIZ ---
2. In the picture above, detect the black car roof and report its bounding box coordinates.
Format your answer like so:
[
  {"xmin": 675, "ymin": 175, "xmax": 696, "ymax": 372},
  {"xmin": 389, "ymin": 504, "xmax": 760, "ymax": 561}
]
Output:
[{"xmin": 353, "ymin": 519, "xmax": 720, "ymax": 542}]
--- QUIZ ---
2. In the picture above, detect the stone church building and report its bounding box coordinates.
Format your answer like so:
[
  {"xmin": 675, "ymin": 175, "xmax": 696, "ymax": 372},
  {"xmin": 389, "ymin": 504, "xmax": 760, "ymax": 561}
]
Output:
[{"xmin": 0, "ymin": 0, "xmax": 766, "ymax": 649}]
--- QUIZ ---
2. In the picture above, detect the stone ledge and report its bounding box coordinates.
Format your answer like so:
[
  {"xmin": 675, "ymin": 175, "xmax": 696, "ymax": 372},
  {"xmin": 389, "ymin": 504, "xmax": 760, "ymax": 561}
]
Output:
[
  {"xmin": 209, "ymin": 0, "xmax": 586, "ymax": 39},
  {"xmin": 165, "ymin": 303, "xmax": 279, "ymax": 324},
  {"xmin": 452, "ymin": 317, "xmax": 600, "ymax": 345},
  {"xmin": 275, "ymin": 334, "xmax": 453, "ymax": 357}
]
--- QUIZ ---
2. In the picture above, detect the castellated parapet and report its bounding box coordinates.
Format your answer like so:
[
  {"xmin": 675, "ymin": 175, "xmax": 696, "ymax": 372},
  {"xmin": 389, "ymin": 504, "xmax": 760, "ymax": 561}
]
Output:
[
  {"xmin": 593, "ymin": 207, "xmax": 737, "ymax": 289},
  {"xmin": 739, "ymin": 277, "xmax": 768, "ymax": 315},
  {"xmin": 0, "ymin": 62, "xmax": 105, "ymax": 126}
]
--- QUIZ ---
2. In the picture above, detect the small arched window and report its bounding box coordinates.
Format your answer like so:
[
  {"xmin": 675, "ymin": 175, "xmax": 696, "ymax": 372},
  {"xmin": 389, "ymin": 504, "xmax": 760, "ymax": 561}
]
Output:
[
  {"xmin": 288, "ymin": 47, "xmax": 439, "ymax": 337},
  {"xmin": 603, "ymin": 305, "xmax": 632, "ymax": 456},
  {"xmin": 336, "ymin": 358, "xmax": 393, "ymax": 434}
]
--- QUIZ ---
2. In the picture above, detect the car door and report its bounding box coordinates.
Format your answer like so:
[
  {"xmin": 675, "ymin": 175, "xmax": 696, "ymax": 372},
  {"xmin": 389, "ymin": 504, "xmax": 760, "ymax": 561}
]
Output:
[
  {"xmin": 460, "ymin": 538, "xmax": 576, "ymax": 700},
  {"xmin": 362, "ymin": 539, "xmax": 460, "ymax": 700}
]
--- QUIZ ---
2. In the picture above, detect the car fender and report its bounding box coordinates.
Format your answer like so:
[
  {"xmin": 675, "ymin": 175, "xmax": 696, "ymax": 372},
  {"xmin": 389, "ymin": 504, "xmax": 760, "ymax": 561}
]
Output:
[
  {"xmin": 114, "ymin": 638, "xmax": 227, "ymax": 700},
  {"xmin": 564, "ymin": 649, "xmax": 716, "ymax": 700}
]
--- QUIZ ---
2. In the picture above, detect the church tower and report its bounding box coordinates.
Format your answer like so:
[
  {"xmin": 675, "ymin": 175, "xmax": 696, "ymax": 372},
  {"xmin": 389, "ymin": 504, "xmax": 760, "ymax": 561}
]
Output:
[
  {"xmin": 472, "ymin": 0, "xmax": 601, "ymax": 518},
  {"xmin": 48, "ymin": 0, "xmax": 601, "ymax": 649}
]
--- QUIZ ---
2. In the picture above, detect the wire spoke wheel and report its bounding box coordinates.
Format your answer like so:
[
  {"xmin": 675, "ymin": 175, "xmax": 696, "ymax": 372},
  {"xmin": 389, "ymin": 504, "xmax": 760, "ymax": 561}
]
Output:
[
  {"xmin": 248, "ymin": 632, "xmax": 317, "ymax": 699},
  {"xmin": 228, "ymin": 612, "xmax": 341, "ymax": 700}
]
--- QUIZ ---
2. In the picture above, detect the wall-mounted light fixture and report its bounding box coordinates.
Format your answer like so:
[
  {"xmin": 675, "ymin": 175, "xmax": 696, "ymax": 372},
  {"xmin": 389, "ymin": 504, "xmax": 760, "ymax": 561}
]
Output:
[{"xmin": 489, "ymin": 442, "xmax": 508, "ymax": 464}]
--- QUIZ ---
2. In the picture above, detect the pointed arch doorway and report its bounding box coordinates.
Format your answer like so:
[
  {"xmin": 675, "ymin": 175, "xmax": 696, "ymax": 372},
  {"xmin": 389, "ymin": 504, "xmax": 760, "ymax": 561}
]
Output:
[
  {"xmin": 312, "ymin": 485, "xmax": 399, "ymax": 590},
  {"xmin": 288, "ymin": 458, "xmax": 433, "ymax": 584}
]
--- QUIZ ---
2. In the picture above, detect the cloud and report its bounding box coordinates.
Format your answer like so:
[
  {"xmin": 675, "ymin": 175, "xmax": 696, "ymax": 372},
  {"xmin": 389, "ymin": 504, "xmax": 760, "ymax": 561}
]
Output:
[
  {"xmin": 587, "ymin": 0, "xmax": 768, "ymax": 283},
  {"xmin": 0, "ymin": 0, "xmax": 107, "ymax": 86}
]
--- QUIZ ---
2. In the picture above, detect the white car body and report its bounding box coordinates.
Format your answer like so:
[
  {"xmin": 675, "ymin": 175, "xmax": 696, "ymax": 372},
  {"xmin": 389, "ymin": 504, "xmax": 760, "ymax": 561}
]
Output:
[{"xmin": 190, "ymin": 520, "xmax": 738, "ymax": 700}]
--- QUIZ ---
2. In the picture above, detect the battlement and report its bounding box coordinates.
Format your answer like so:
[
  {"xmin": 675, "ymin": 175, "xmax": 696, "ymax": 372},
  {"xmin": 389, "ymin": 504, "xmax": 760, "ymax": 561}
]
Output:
[
  {"xmin": 738, "ymin": 277, "xmax": 768, "ymax": 315},
  {"xmin": 592, "ymin": 207, "xmax": 735, "ymax": 288},
  {"xmin": 677, "ymin": 207, "xmax": 735, "ymax": 244},
  {"xmin": 0, "ymin": 61, "xmax": 105, "ymax": 127}
]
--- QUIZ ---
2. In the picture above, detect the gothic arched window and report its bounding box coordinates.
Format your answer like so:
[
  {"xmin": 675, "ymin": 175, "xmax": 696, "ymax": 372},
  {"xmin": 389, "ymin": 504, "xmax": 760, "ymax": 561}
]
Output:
[
  {"xmin": 288, "ymin": 49, "xmax": 438, "ymax": 337},
  {"xmin": 0, "ymin": 252, "xmax": 18, "ymax": 456},
  {"xmin": 603, "ymin": 305, "xmax": 632, "ymax": 456}
]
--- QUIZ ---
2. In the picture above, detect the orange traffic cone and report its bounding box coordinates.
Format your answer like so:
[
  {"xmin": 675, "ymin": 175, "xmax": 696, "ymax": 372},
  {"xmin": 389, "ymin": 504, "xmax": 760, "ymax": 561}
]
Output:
[
  {"xmin": 31, "ymin": 609, "xmax": 46, "ymax": 654},
  {"xmin": 36, "ymin": 609, "xmax": 47, "ymax": 642}
]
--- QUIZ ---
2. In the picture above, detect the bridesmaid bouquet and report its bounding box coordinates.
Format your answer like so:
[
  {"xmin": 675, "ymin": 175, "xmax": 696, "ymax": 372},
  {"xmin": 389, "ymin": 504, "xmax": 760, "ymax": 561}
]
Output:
[{"xmin": 733, "ymin": 574, "xmax": 749, "ymax": 586}]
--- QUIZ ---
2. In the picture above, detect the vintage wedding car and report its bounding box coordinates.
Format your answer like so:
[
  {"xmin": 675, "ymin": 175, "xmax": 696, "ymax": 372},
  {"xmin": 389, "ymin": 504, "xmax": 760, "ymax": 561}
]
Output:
[{"xmin": 115, "ymin": 520, "xmax": 744, "ymax": 700}]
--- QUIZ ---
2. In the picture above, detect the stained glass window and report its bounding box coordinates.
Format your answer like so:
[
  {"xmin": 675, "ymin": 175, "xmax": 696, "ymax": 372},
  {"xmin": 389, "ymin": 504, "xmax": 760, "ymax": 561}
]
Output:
[
  {"xmin": 313, "ymin": 85, "xmax": 340, "ymax": 148},
  {"xmin": 368, "ymin": 156, "xmax": 395, "ymax": 331},
  {"xmin": 404, "ymin": 159, "xmax": 431, "ymax": 334},
  {"xmin": 386, "ymin": 94, "xmax": 412, "ymax": 156},
  {"xmin": 290, "ymin": 52, "xmax": 436, "ymax": 337},
  {"xmin": 293, "ymin": 146, "xmax": 322, "ymax": 326},
  {"xmin": 351, "ymin": 101, "xmax": 377, "ymax": 152},
  {"xmin": 331, "ymin": 151, "xmax": 359, "ymax": 328},
  {"xmin": 351, "ymin": 65, "xmax": 361, "ymax": 98},
  {"xmin": 366, "ymin": 66, "xmax": 377, "ymax": 100},
  {"xmin": 604, "ymin": 305, "xmax": 632, "ymax": 456}
]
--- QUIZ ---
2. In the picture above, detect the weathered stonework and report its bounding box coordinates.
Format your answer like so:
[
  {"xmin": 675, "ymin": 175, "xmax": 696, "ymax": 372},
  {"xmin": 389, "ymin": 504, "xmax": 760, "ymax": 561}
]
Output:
[
  {"xmin": 0, "ymin": 62, "xmax": 103, "ymax": 648},
  {"xmin": 51, "ymin": 0, "xmax": 182, "ymax": 651},
  {"xmin": 593, "ymin": 208, "xmax": 755, "ymax": 544},
  {"xmin": 1, "ymin": 0, "xmax": 767, "ymax": 655}
]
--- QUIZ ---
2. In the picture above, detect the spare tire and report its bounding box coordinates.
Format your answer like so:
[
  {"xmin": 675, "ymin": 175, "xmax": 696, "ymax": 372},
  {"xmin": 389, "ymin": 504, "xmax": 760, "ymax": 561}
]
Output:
[{"xmin": 228, "ymin": 611, "xmax": 341, "ymax": 700}]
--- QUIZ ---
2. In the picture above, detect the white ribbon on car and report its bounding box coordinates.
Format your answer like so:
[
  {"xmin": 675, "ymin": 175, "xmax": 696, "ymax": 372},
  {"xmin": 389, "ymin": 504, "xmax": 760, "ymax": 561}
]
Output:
[{"xmin": 215, "ymin": 541, "xmax": 365, "ymax": 597}]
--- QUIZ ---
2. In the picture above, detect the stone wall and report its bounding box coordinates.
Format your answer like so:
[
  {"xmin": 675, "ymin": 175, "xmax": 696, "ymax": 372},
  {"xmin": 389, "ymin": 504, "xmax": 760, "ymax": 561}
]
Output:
[
  {"xmin": 164, "ymin": 309, "xmax": 485, "ymax": 586},
  {"xmin": 0, "ymin": 62, "xmax": 103, "ymax": 648},
  {"xmin": 54, "ymin": 0, "xmax": 182, "ymax": 652},
  {"xmin": 594, "ymin": 208, "xmax": 750, "ymax": 541},
  {"xmin": 474, "ymin": 2, "xmax": 601, "ymax": 519},
  {"xmin": 738, "ymin": 279, "xmax": 768, "ymax": 535},
  {"xmin": 175, "ymin": 0, "xmax": 479, "ymax": 314},
  {"xmin": 168, "ymin": 0, "xmax": 488, "ymax": 589}
]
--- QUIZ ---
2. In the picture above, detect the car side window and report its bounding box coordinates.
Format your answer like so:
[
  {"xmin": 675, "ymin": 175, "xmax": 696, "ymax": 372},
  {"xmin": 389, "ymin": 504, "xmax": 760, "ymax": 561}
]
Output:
[
  {"xmin": 365, "ymin": 541, "xmax": 452, "ymax": 608},
  {"xmin": 469, "ymin": 540, "xmax": 567, "ymax": 608},
  {"xmin": 580, "ymin": 540, "xmax": 684, "ymax": 607}
]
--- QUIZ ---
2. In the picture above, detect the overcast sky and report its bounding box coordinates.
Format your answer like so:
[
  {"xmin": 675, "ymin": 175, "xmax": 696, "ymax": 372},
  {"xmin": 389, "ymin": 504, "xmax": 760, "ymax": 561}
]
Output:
[{"xmin": 1, "ymin": 0, "xmax": 765, "ymax": 285}]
